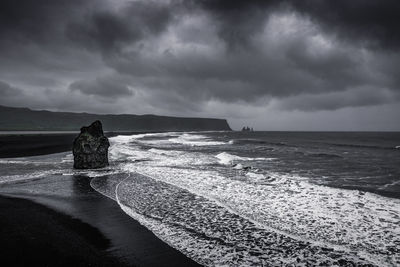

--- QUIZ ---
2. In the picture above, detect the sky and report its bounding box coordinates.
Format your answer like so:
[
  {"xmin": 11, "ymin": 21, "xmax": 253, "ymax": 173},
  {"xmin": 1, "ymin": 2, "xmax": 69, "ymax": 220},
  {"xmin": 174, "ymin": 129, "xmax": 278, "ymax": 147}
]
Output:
[{"xmin": 0, "ymin": 0, "xmax": 399, "ymax": 131}]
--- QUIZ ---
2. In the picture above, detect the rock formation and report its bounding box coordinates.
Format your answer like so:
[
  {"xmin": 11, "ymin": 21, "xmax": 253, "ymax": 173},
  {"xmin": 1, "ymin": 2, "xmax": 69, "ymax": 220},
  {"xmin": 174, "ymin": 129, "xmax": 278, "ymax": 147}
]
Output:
[
  {"xmin": 73, "ymin": 120, "xmax": 110, "ymax": 169},
  {"xmin": 241, "ymin": 126, "xmax": 254, "ymax": 132}
]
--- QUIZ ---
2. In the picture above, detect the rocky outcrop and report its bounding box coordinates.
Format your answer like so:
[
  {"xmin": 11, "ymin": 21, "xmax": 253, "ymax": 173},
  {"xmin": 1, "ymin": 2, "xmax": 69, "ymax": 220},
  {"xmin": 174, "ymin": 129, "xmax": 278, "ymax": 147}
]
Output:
[
  {"xmin": 241, "ymin": 126, "xmax": 254, "ymax": 132},
  {"xmin": 73, "ymin": 120, "xmax": 110, "ymax": 169}
]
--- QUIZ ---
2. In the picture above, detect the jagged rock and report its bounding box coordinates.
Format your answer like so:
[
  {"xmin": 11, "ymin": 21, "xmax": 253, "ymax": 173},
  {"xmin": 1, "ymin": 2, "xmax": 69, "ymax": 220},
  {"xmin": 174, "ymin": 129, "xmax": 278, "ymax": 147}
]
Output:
[{"xmin": 73, "ymin": 120, "xmax": 110, "ymax": 169}]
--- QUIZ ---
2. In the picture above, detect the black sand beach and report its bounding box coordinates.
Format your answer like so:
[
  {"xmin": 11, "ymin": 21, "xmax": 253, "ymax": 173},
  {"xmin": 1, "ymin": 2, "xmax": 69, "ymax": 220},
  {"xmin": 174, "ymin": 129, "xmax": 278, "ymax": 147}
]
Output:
[
  {"xmin": 0, "ymin": 132, "xmax": 146, "ymax": 158},
  {"xmin": 0, "ymin": 175, "xmax": 201, "ymax": 267},
  {"xmin": 0, "ymin": 133, "xmax": 77, "ymax": 158},
  {"xmin": 0, "ymin": 195, "xmax": 126, "ymax": 267}
]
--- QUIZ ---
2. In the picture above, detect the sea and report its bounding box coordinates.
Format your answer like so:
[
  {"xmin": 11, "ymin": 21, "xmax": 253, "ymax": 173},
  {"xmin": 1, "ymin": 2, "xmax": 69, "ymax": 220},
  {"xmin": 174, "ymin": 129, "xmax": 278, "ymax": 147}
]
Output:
[{"xmin": 1, "ymin": 131, "xmax": 399, "ymax": 266}]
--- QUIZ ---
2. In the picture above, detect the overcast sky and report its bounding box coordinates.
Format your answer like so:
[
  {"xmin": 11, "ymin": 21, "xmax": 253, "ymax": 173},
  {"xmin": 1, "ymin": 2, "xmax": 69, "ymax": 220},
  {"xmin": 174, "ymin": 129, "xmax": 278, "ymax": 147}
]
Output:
[{"xmin": 1, "ymin": 0, "xmax": 399, "ymax": 130}]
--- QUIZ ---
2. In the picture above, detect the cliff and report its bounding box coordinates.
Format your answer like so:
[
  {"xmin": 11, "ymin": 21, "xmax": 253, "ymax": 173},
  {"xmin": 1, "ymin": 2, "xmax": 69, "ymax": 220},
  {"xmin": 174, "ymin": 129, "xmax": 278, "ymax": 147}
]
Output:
[{"xmin": 0, "ymin": 105, "xmax": 231, "ymax": 131}]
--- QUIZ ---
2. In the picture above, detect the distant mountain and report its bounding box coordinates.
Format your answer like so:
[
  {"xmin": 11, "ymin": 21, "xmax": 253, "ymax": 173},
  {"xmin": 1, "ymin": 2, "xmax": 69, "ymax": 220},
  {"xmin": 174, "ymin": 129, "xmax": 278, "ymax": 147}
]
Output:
[{"xmin": 0, "ymin": 105, "xmax": 231, "ymax": 131}]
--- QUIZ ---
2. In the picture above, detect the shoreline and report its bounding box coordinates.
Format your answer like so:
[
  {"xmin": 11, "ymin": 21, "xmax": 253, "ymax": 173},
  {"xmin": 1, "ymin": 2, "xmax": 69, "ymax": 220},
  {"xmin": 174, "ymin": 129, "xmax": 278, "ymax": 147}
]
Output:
[
  {"xmin": 0, "ymin": 195, "xmax": 126, "ymax": 267},
  {"xmin": 0, "ymin": 131, "xmax": 175, "ymax": 158},
  {"xmin": 0, "ymin": 133, "xmax": 76, "ymax": 158},
  {"xmin": 0, "ymin": 132, "xmax": 138, "ymax": 158},
  {"xmin": 0, "ymin": 175, "xmax": 201, "ymax": 267}
]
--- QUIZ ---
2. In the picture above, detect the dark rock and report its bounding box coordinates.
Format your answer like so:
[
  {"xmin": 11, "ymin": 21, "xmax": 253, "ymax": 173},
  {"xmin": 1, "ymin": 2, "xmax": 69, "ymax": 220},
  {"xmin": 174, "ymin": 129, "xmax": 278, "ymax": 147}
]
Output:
[
  {"xmin": 73, "ymin": 120, "xmax": 110, "ymax": 169},
  {"xmin": 241, "ymin": 126, "xmax": 254, "ymax": 132}
]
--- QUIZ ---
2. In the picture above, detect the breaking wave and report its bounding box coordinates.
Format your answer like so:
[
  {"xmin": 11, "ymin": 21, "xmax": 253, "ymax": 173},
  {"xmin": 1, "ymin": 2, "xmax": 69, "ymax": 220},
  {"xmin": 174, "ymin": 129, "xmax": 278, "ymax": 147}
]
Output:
[{"xmin": 94, "ymin": 132, "xmax": 400, "ymax": 266}]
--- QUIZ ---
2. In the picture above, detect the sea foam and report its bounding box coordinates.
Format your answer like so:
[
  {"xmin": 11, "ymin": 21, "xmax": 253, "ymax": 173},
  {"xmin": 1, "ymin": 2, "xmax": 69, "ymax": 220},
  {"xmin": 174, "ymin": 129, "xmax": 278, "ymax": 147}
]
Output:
[
  {"xmin": 215, "ymin": 152, "xmax": 272, "ymax": 165},
  {"xmin": 115, "ymin": 173, "xmax": 372, "ymax": 266},
  {"xmin": 104, "ymin": 132, "xmax": 399, "ymax": 266}
]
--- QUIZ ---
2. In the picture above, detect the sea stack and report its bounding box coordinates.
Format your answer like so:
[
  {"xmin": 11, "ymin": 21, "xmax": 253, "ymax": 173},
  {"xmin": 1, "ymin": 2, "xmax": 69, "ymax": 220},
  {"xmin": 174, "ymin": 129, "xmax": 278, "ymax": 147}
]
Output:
[{"xmin": 73, "ymin": 120, "xmax": 110, "ymax": 169}]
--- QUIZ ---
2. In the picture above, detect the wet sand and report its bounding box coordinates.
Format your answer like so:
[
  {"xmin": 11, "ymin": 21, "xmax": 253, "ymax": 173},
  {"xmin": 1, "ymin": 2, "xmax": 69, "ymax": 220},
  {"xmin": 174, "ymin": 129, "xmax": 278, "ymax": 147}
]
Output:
[
  {"xmin": 0, "ymin": 132, "xmax": 151, "ymax": 158},
  {"xmin": 0, "ymin": 133, "xmax": 77, "ymax": 158},
  {"xmin": 0, "ymin": 175, "xmax": 201, "ymax": 267},
  {"xmin": 0, "ymin": 195, "xmax": 126, "ymax": 266}
]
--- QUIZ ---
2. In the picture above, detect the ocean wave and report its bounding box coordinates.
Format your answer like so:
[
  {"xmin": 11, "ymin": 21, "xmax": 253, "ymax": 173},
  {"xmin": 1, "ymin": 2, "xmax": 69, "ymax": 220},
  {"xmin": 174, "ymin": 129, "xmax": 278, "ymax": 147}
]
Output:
[
  {"xmin": 0, "ymin": 159, "xmax": 50, "ymax": 165},
  {"xmin": 109, "ymin": 140, "xmax": 215, "ymax": 167},
  {"xmin": 105, "ymin": 133, "xmax": 399, "ymax": 266},
  {"xmin": 379, "ymin": 179, "xmax": 400, "ymax": 189},
  {"xmin": 234, "ymin": 138, "xmax": 288, "ymax": 147},
  {"xmin": 119, "ymin": 160, "xmax": 399, "ymax": 266},
  {"xmin": 167, "ymin": 133, "xmax": 227, "ymax": 146},
  {"xmin": 112, "ymin": 132, "xmax": 228, "ymax": 147},
  {"xmin": 306, "ymin": 152, "xmax": 343, "ymax": 159},
  {"xmin": 0, "ymin": 154, "xmax": 72, "ymax": 165},
  {"xmin": 0, "ymin": 169, "xmax": 62, "ymax": 185},
  {"xmin": 115, "ymin": 173, "xmax": 373, "ymax": 266},
  {"xmin": 329, "ymin": 142, "xmax": 395, "ymax": 150},
  {"xmin": 215, "ymin": 152, "xmax": 274, "ymax": 165},
  {"xmin": 90, "ymin": 173, "xmax": 130, "ymax": 201},
  {"xmin": 147, "ymin": 148, "xmax": 185, "ymax": 156}
]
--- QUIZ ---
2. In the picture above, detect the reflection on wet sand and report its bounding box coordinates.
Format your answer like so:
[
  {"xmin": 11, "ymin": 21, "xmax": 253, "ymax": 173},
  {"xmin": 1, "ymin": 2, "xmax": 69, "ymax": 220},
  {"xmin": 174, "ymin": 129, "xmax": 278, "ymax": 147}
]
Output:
[{"xmin": 0, "ymin": 174, "xmax": 200, "ymax": 267}]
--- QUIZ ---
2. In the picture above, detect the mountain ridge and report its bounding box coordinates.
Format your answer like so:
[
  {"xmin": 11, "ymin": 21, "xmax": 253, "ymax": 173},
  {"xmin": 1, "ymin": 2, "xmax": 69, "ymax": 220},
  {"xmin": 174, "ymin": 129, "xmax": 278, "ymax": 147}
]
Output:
[{"xmin": 0, "ymin": 105, "xmax": 231, "ymax": 131}]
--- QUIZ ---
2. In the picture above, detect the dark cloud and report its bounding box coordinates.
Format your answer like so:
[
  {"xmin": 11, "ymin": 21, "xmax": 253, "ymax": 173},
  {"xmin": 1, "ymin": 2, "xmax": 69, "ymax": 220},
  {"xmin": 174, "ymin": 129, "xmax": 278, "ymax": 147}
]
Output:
[
  {"xmin": 0, "ymin": 0, "xmax": 93, "ymax": 45},
  {"xmin": 105, "ymin": 17, "xmax": 396, "ymax": 104},
  {"xmin": 0, "ymin": 0, "xmax": 399, "ymax": 130},
  {"xmin": 69, "ymin": 78, "xmax": 133, "ymax": 98},
  {"xmin": 292, "ymin": 0, "xmax": 400, "ymax": 50},
  {"xmin": 277, "ymin": 88, "xmax": 400, "ymax": 111},
  {"xmin": 66, "ymin": 0, "xmax": 174, "ymax": 53},
  {"xmin": 194, "ymin": 0, "xmax": 400, "ymax": 50},
  {"xmin": 0, "ymin": 80, "xmax": 22, "ymax": 96},
  {"xmin": 191, "ymin": 0, "xmax": 279, "ymax": 49}
]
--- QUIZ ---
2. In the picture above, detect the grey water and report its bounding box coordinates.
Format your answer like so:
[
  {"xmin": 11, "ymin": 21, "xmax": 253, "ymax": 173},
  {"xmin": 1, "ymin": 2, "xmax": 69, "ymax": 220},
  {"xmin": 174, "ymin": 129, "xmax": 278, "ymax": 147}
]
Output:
[
  {"xmin": 0, "ymin": 131, "xmax": 399, "ymax": 266},
  {"xmin": 206, "ymin": 131, "xmax": 400, "ymax": 199}
]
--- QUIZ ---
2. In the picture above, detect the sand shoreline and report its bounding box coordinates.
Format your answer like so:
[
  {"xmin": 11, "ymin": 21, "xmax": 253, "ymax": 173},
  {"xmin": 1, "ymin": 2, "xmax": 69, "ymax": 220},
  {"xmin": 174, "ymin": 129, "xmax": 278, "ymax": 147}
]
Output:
[
  {"xmin": 0, "ymin": 195, "xmax": 127, "ymax": 266},
  {"xmin": 0, "ymin": 131, "xmax": 154, "ymax": 158},
  {"xmin": 0, "ymin": 176, "xmax": 201, "ymax": 267}
]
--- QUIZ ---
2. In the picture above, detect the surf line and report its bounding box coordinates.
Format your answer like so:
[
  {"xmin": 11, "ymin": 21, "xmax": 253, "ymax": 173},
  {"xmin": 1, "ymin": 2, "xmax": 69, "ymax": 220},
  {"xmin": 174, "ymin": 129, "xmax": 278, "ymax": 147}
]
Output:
[{"xmin": 114, "ymin": 170, "xmax": 378, "ymax": 263}]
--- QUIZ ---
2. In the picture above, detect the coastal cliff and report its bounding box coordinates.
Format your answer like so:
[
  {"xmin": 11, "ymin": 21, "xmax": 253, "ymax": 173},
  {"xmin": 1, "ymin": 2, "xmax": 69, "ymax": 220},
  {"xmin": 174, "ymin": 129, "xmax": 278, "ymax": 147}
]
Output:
[{"xmin": 0, "ymin": 105, "xmax": 231, "ymax": 131}]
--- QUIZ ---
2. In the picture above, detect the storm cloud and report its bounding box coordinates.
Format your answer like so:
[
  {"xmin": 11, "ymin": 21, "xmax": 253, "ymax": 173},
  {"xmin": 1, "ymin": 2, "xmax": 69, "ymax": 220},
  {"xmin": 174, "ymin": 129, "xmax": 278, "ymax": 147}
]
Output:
[
  {"xmin": 0, "ymin": 0, "xmax": 399, "ymax": 130},
  {"xmin": 69, "ymin": 77, "xmax": 133, "ymax": 98}
]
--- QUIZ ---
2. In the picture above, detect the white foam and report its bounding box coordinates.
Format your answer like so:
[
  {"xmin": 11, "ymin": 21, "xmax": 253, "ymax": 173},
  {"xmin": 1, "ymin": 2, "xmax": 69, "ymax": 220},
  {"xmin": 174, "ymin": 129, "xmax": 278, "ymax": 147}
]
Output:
[
  {"xmin": 113, "ymin": 132, "xmax": 228, "ymax": 147},
  {"xmin": 245, "ymin": 172, "xmax": 265, "ymax": 180},
  {"xmin": 106, "ymin": 132, "xmax": 400, "ymax": 266},
  {"xmin": 109, "ymin": 136, "xmax": 216, "ymax": 167},
  {"xmin": 215, "ymin": 152, "xmax": 272, "ymax": 165},
  {"xmin": 123, "ymin": 163, "xmax": 399, "ymax": 265},
  {"xmin": 167, "ymin": 133, "xmax": 227, "ymax": 146},
  {"xmin": 232, "ymin": 163, "xmax": 243, "ymax": 170},
  {"xmin": 379, "ymin": 179, "xmax": 400, "ymax": 189},
  {"xmin": 99, "ymin": 132, "xmax": 400, "ymax": 265},
  {"xmin": 147, "ymin": 148, "xmax": 184, "ymax": 156},
  {"xmin": 0, "ymin": 170, "xmax": 61, "ymax": 185},
  {"xmin": 61, "ymin": 154, "xmax": 74, "ymax": 163},
  {"xmin": 115, "ymin": 174, "xmax": 372, "ymax": 266}
]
